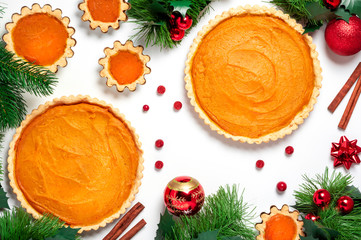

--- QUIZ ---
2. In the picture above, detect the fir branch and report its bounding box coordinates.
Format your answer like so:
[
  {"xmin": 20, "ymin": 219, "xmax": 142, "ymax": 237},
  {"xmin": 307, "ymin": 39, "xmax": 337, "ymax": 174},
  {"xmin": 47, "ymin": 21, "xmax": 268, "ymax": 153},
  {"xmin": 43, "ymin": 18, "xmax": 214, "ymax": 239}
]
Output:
[
  {"xmin": 167, "ymin": 185, "xmax": 256, "ymax": 239},
  {"xmin": 0, "ymin": 208, "xmax": 80, "ymax": 240},
  {"xmin": 0, "ymin": 132, "xmax": 3, "ymax": 180},
  {"xmin": 294, "ymin": 168, "xmax": 361, "ymax": 240},
  {"xmin": 0, "ymin": 41, "xmax": 57, "ymax": 97}
]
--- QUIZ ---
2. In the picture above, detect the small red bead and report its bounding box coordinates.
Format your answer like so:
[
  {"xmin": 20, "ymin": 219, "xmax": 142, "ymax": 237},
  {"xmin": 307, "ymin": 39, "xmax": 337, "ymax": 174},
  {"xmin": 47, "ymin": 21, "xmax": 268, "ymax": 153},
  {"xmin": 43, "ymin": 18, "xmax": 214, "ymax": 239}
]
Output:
[
  {"xmin": 155, "ymin": 161, "xmax": 164, "ymax": 170},
  {"xmin": 285, "ymin": 146, "xmax": 294, "ymax": 155},
  {"xmin": 155, "ymin": 139, "xmax": 164, "ymax": 148},
  {"xmin": 256, "ymin": 160, "xmax": 264, "ymax": 169},
  {"xmin": 143, "ymin": 105, "xmax": 149, "ymax": 112},
  {"xmin": 277, "ymin": 181, "xmax": 287, "ymax": 192},
  {"xmin": 157, "ymin": 85, "xmax": 166, "ymax": 94},
  {"xmin": 174, "ymin": 101, "xmax": 182, "ymax": 110}
]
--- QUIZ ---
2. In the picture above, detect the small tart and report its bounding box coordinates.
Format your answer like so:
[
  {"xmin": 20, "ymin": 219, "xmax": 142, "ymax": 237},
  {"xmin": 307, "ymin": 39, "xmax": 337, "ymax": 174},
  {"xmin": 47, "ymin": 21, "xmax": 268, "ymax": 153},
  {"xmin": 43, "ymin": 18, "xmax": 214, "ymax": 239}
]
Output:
[
  {"xmin": 184, "ymin": 5, "xmax": 322, "ymax": 144},
  {"xmin": 255, "ymin": 205, "xmax": 304, "ymax": 240},
  {"xmin": 7, "ymin": 95, "xmax": 144, "ymax": 232},
  {"xmin": 3, "ymin": 4, "xmax": 76, "ymax": 72},
  {"xmin": 99, "ymin": 40, "xmax": 151, "ymax": 92},
  {"xmin": 78, "ymin": 0, "xmax": 130, "ymax": 32}
]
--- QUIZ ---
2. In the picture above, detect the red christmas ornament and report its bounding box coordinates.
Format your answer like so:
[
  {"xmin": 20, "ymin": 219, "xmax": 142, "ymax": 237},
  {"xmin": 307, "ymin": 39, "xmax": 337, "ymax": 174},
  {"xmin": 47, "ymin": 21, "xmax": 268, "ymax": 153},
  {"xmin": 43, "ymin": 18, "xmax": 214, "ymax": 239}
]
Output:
[
  {"xmin": 155, "ymin": 160, "xmax": 164, "ymax": 170},
  {"xmin": 325, "ymin": 16, "xmax": 361, "ymax": 56},
  {"xmin": 313, "ymin": 189, "xmax": 331, "ymax": 207},
  {"xmin": 164, "ymin": 176, "xmax": 205, "ymax": 216},
  {"xmin": 277, "ymin": 181, "xmax": 287, "ymax": 192},
  {"xmin": 256, "ymin": 160, "xmax": 264, "ymax": 169},
  {"xmin": 173, "ymin": 101, "xmax": 182, "ymax": 110},
  {"xmin": 323, "ymin": 0, "xmax": 341, "ymax": 10},
  {"xmin": 155, "ymin": 139, "xmax": 164, "ymax": 148},
  {"xmin": 337, "ymin": 196, "xmax": 354, "ymax": 214},
  {"xmin": 305, "ymin": 213, "xmax": 320, "ymax": 221},
  {"xmin": 331, "ymin": 136, "xmax": 361, "ymax": 170},
  {"xmin": 170, "ymin": 27, "xmax": 185, "ymax": 41},
  {"xmin": 285, "ymin": 146, "xmax": 294, "ymax": 155},
  {"xmin": 175, "ymin": 14, "xmax": 193, "ymax": 30}
]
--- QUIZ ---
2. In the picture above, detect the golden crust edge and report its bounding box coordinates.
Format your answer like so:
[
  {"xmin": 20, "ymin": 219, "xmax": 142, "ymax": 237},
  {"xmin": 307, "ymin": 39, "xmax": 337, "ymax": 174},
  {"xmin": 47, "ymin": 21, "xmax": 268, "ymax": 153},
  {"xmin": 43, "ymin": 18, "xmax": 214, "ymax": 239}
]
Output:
[
  {"xmin": 7, "ymin": 95, "xmax": 144, "ymax": 233},
  {"xmin": 78, "ymin": 0, "xmax": 130, "ymax": 33},
  {"xmin": 2, "ymin": 3, "xmax": 76, "ymax": 73},
  {"xmin": 99, "ymin": 40, "xmax": 151, "ymax": 92},
  {"xmin": 184, "ymin": 5, "xmax": 323, "ymax": 144},
  {"xmin": 255, "ymin": 204, "xmax": 304, "ymax": 240}
]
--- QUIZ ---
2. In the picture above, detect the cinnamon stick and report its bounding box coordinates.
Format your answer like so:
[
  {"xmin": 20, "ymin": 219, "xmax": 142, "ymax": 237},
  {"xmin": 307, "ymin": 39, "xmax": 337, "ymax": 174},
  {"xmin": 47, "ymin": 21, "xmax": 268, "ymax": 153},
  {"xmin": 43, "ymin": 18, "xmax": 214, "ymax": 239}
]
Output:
[
  {"xmin": 338, "ymin": 73, "xmax": 361, "ymax": 130},
  {"xmin": 119, "ymin": 219, "xmax": 147, "ymax": 240},
  {"xmin": 328, "ymin": 62, "xmax": 361, "ymax": 113},
  {"xmin": 103, "ymin": 202, "xmax": 145, "ymax": 240}
]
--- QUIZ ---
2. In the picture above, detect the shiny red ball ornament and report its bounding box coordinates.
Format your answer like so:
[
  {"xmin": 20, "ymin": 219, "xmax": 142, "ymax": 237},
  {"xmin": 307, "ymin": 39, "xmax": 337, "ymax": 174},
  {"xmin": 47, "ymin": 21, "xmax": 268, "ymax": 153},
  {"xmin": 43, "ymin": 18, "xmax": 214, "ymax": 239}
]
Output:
[
  {"xmin": 325, "ymin": 16, "xmax": 361, "ymax": 56},
  {"xmin": 305, "ymin": 213, "xmax": 320, "ymax": 221},
  {"xmin": 164, "ymin": 176, "xmax": 205, "ymax": 216},
  {"xmin": 323, "ymin": 0, "xmax": 341, "ymax": 10},
  {"xmin": 337, "ymin": 195, "xmax": 354, "ymax": 214},
  {"xmin": 313, "ymin": 189, "xmax": 331, "ymax": 207},
  {"xmin": 277, "ymin": 181, "xmax": 287, "ymax": 192},
  {"xmin": 170, "ymin": 27, "xmax": 185, "ymax": 41},
  {"xmin": 175, "ymin": 14, "xmax": 193, "ymax": 30}
]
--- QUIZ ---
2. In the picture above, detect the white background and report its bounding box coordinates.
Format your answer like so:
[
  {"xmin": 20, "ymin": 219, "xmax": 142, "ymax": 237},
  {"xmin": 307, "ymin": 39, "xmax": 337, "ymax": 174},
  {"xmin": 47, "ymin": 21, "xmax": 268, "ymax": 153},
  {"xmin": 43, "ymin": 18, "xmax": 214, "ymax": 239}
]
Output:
[{"xmin": 1, "ymin": 0, "xmax": 361, "ymax": 239}]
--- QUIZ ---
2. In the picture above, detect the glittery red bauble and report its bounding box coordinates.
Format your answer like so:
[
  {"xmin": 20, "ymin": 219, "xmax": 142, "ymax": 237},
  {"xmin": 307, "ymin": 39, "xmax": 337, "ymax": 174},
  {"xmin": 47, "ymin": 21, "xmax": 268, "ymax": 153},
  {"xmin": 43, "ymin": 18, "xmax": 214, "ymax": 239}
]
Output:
[
  {"xmin": 325, "ymin": 16, "xmax": 361, "ymax": 56},
  {"xmin": 337, "ymin": 195, "xmax": 354, "ymax": 214},
  {"xmin": 323, "ymin": 0, "xmax": 341, "ymax": 10},
  {"xmin": 175, "ymin": 14, "xmax": 193, "ymax": 30},
  {"xmin": 313, "ymin": 189, "xmax": 331, "ymax": 207},
  {"xmin": 164, "ymin": 176, "xmax": 205, "ymax": 216},
  {"xmin": 170, "ymin": 27, "xmax": 185, "ymax": 41},
  {"xmin": 305, "ymin": 213, "xmax": 320, "ymax": 221}
]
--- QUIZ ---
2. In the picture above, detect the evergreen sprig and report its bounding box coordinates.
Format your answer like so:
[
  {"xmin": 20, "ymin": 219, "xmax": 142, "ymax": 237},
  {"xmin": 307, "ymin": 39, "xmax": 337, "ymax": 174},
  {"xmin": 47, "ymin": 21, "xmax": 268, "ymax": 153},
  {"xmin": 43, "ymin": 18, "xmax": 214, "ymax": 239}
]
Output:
[
  {"xmin": 294, "ymin": 168, "xmax": 361, "ymax": 240},
  {"xmin": 128, "ymin": 0, "xmax": 213, "ymax": 49},
  {"xmin": 0, "ymin": 41, "xmax": 57, "ymax": 131},
  {"xmin": 0, "ymin": 208, "xmax": 80, "ymax": 240},
  {"xmin": 0, "ymin": 132, "xmax": 3, "ymax": 180},
  {"xmin": 157, "ymin": 185, "xmax": 256, "ymax": 240}
]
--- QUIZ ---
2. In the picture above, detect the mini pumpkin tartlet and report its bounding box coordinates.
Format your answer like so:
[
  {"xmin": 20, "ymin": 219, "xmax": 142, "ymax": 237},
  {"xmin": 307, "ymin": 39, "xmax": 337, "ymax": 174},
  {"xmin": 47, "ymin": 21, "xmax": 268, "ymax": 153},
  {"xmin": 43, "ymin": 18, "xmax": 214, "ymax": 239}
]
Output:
[
  {"xmin": 78, "ymin": 0, "xmax": 130, "ymax": 32},
  {"xmin": 3, "ymin": 4, "xmax": 76, "ymax": 72},
  {"xmin": 99, "ymin": 40, "xmax": 151, "ymax": 92},
  {"xmin": 7, "ymin": 95, "xmax": 144, "ymax": 232},
  {"xmin": 256, "ymin": 205, "xmax": 304, "ymax": 240},
  {"xmin": 184, "ymin": 5, "xmax": 322, "ymax": 144}
]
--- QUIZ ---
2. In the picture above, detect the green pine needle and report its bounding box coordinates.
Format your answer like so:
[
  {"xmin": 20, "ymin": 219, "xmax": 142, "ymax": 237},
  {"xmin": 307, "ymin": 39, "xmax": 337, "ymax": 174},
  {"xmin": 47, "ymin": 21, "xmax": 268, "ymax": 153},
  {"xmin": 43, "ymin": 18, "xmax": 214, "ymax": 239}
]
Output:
[
  {"xmin": 167, "ymin": 185, "xmax": 256, "ymax": 239},
  {"xmin": 128, "ymin": 0, "xmax": 213, "ymax": 49},
  {"xmin": 0, "ymin": 133, "xmax": 3, "ymax": 181},
  {"xmin": 294, "ymin": 168, "xmax": 361, "ymax": 240}
]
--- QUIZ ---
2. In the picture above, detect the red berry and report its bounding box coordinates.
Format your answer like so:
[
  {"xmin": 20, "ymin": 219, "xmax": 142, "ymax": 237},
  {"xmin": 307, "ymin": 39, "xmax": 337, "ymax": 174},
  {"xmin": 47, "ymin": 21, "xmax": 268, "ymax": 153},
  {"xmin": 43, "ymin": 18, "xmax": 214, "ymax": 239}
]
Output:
[
  {"xmin": 143, "ymin": 105, "xmax": 149, "ymax": 112},
  {"xmin": 277, "ymin": 181, "xmax": 287, "ymax": 192},
  {"xmin": 157, "ymin": 85, "xmax": 166, "ymax": 94},
  {"xmin": 155, "ymin": 161, "xmax": 164, "ymax": 170},
  {"xmin": 305, "ymin": 213, "xmax": 319, "ymax": 221},
  {"xmin": 155, "ymin": 139, "xmax": 164, "ymax": 148},
  {"xmin": 174, "ymin": 101, "xmax": 182, "ymax": 110},
  {"xmin": 256, "ymin": 160, "xmax": 264, "ymax": 169},
  {"xmin": 285, "ymin": 146, "xmax": 294, "ymax": 155}
]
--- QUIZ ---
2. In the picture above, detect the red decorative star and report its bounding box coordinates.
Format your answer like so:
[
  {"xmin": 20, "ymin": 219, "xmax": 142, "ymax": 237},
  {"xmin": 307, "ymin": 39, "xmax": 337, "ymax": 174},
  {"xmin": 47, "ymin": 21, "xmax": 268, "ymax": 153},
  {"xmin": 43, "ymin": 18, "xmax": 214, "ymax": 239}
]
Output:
[{"xmin": 331, "ymin": 136, "xmax": 361, "ymax": 170}]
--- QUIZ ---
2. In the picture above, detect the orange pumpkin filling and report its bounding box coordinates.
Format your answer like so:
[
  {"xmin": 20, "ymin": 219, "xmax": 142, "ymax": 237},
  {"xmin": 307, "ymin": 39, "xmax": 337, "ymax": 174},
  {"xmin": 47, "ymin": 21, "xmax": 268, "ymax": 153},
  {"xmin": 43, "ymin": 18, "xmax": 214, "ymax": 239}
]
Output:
[
  {"xmin": 12, "ymin": 13, "xmax": 68, "ymax": 66},
  {"xmin": 109, "ymin": 50, "xmax": 144, "ymax": 85},
  {"xmin": 264, "ymin": 214, "xmax": 298, "ymax": 240},
  {"xmin": 87, "ymin": 0, "xmax": 120, "ymax": 22},
  {"xmin": 191, "ymin": 15, "xmax": 315, "ymax": 138},
  {"xmin": 14, "ymin": 103, "xmax": 140, "ymax": 226}
]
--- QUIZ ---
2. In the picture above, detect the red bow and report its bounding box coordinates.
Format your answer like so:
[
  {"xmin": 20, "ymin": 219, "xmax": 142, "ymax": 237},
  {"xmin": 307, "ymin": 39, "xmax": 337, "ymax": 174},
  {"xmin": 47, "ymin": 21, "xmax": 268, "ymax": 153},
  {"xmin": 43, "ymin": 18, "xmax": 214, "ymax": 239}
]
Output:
[{"xmin": 331, "ymin": 136, "xmax": 361, "ymax": 170}]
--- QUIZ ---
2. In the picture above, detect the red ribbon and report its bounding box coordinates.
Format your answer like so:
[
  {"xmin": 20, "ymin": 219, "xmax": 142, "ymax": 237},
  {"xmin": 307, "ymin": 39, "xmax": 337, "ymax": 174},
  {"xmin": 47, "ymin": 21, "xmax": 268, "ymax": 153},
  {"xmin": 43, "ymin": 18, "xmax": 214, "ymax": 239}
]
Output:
[{"xmin": 331, "ymin": 136, "xmax": 361, "ymax": 170}]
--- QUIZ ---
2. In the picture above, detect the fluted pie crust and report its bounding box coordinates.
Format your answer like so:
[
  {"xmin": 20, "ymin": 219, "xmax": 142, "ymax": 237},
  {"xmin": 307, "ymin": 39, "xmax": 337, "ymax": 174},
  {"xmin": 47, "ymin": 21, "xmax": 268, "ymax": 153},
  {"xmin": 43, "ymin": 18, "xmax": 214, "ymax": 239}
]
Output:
[
  {"xmin": 184, "ymin": 5, "xmax": 322, "ymax": 144},
  {"xmin": 78, "ymin": 0, "xmax": 130, "ymax": 32},
  {"xmin": 7, "ymin": 95, "xmax": 144, "ymax": 232},
  {"xmin": 3, "ymin": 4, "xmax": 76, "ymax": 72},
  {"xmin": 99, "ymin": 40, "xmax": 151, "ymax": 92}
]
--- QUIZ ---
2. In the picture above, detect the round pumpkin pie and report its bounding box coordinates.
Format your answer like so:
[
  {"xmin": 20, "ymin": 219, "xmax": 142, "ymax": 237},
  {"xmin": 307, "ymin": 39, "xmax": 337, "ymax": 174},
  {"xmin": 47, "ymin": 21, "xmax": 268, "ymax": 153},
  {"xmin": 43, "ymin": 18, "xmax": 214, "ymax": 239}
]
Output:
[
  {"xmin": 185, "ymin": 5, "xmax": 322, "ymax": 144},
  {"xmin": 99, "ymin": 40, "xmax": 151, "ymax": 92},
  {"xmin": 3, "ymin": 4, "xmax": 76, "ymax": 72},
  {"xmin": 255, "ymin": 205, "xmax": 304, "ymax": 240},
  {"xmin": 79, "ymin": 0, "xmax": 130, "ymax": 32},
  {"xmin": 7, "ymin": 95, "xmax": 144, "ymax": 232}
]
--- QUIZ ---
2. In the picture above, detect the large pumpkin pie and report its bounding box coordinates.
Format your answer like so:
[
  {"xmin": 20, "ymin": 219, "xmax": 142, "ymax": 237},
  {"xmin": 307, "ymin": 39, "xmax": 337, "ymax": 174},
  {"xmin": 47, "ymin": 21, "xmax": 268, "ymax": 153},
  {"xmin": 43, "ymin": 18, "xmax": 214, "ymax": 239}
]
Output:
[
  {"xmin": 185, "ymin": 6, "xmax": 322, "ymax": 143},
  {"xmin": 7, "ymin": 95, "xmax": 144, "ymax": 232},
  {"xmin": 3, "ymin": 4, "xmax": 76, "ymax": 72}
]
